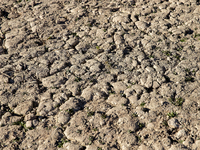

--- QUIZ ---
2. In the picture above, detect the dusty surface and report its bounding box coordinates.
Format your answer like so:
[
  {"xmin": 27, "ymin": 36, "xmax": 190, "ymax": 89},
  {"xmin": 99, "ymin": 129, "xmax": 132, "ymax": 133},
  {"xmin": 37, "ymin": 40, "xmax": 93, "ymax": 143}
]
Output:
[{"xmin": 0, "ymin": 0, "xmax": 200, "ymax": 149}]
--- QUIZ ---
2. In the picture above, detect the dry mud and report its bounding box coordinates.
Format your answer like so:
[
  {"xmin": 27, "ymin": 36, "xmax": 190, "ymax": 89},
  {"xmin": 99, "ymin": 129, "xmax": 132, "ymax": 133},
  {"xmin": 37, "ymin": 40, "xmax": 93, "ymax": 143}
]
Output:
[{"xmin": 0, "ymin": 0, "xmax": 200, "ymax": 149}]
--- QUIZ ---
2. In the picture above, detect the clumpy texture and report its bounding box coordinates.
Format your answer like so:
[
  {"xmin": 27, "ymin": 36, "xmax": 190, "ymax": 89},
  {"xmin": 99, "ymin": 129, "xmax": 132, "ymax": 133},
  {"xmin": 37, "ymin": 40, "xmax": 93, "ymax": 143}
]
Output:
[{"xmin": 0, "ymin": 0, "xmax": 200, "ymax": 149}]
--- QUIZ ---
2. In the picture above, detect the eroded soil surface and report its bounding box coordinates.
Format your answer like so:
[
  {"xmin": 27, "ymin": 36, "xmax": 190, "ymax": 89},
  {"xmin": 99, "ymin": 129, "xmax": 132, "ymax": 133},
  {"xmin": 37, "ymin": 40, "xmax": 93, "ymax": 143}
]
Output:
[{"xmin": 0, "ymin": 0, "xmax": 200, "ymax": 149}]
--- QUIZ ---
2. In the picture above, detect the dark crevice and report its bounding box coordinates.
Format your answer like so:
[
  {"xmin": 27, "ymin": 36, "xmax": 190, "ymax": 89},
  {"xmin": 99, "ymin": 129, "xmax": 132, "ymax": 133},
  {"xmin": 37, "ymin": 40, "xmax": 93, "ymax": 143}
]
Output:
[
  {"xmin": 36, "ymin": 79, "xmax": 47, "ymax": 94},
  {"xmin": 34, "ymin": 40, "xmax": 44, "ymax": 46},
  {"xmin": 164, "ymin": 75, "xmax": 170, "ymax": 83},
  {"xmin": 2, "ymin": 11, "xmax": 9, "ymax": 19},
  {"xmin": 33, "ymin": 101, "xmax": 38, "ymax": 108},
  {"xmin": 135, "ymin": 15, "xmax": 139, "ymax": 21},
  {"xmin": 145, "ymin": 87, "xmax": 153, "ymax": 93},
  {"xmin": 142, "ymin": 107, "xmax": 150, "ymax": 113},
  {"xmin": 167, "ymin": 136, "xmax": 179, "ymax": 145},
  {"xmin": 113, "ymin": 74, "xmax": 117, "ymax": 82},
  {"xmin": 165, "ymin": 13, "xmax": 170, "ymax": 19},
  {"xmin": 137, "ymin": 92, "xmax": 143, "ymax": 100},
  {"xmin": 185, "ymin": 29, "xmax": 193, "ymax": 35},
  {"xmin": 110, "ymin": 8, "xmax": 119, "ymax": 12},
  {"xmin": 80, "ymin": 146, "xmax": 86, "ymax": 150},
  {"xmin": 166, "ymin": 23, "xmax": 172, "ymax": 29},
  {"xmin": 144, "ymin": 134, "xmax": 149, "ymax": 139},
  {"xmin": 123, "ymin": 46, "xmax": 132, "ymax": 56},
  {"xmin": 11, "ymin": 88, "xmax": 17, "ymax": 94}
]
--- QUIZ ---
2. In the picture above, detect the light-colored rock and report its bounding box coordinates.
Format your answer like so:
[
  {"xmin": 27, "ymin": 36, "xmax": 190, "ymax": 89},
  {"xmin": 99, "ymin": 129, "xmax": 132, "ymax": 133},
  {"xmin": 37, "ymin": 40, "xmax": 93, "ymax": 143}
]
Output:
[
  {"xmin": 153, "ymin": 142, "xmax": 164, "ymax": 150},
  {"xmin": 26, "ymin": 120, "xmax": 32, "ymax": 128},
  {"xmin": 86, "ymin": 145, "xmax": 98, "ymax": 150},
  {"xmin": 56, "ymin": 111, "xmax": 70, "ymax": 125},
  {"xmin": 118, "ymin": 131, "xmax": 137, "ymax": 149},
  {"xmin": 59, "ymin": 97, "xmax": 81, "ymax": 112},
  {"xmin": 182, "ymin": 137, "xmax": 194, "ymax": 147},
  {"xmin": 41, "ymin": 75, "xmax": 66, "ymax": 88},
  {"xmin": 113, "ymin": 15, "xmax": 130, "ymax": 23},
  {"xmin": 175, "ymin": 129, "xmax": 187, "ymax": 139},
  {"xmin": 81, "ymin": 87, "xmax": 94, "ymax": 102},
  {"xmin": 135, "ymin": 21, "xmax": 148, "ymax": 31},
  {"xmin": 111, "ymin": 81, "xmax": 127, "ymax": 94},
  {"xmin": 63, "ymin": 143, "xmax": 83, "ymax": 150},
  {"xmin": 85, "ymin": 59, "xmax": 101, "ymax": 73},
  {"xmin": 106, "ymin": 94, "xmax": 128, "ymax": 106},
  {"xmin": 117, "ymin": 115, "xmax": 138, "ymax": 131},
  {"xmin": 14, "ymin": 100, "xmax": 33, "ymax": 115},
  {"xmin": 192, "ymin": 140, "xmax": 200, "ymax": 150},
  {"xmin": 37, "ymin": 100, "xmax": 54, "ymax": 116},
  {"xmin": 168, "ymin": 118, "xmax": 179, "ymax": 128},
  {"xmin": 0, "ymin": 112, "xmax": 22, "ymax": 126}
]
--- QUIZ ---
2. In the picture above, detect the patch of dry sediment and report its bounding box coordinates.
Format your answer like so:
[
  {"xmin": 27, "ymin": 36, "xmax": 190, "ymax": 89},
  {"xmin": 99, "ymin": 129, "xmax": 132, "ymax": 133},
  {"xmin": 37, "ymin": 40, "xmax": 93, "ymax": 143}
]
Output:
[{"xmin": 0, "ymin": 0, "xmax": 200, "ymax": 149}]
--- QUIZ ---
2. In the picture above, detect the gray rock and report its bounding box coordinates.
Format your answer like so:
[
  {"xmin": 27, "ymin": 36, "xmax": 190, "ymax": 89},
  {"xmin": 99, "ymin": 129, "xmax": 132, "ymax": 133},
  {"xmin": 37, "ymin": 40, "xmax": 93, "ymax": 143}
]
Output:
[
  {"xmin": 175, "ymin": 129, "xmax": 187, "ymax": 139},
  {"xmin": 26, "ymin": 120, "xmax": 32, "ymax": 128},
  {"xmin": 112, "ymin": 13, "xmax": 130, "ymax": 23},
  {"xmin": 117, "ymin": 115, "xmax": 138, "ymax": 131},
  {"xmin": 14, "ymin": 100, "xmax": 33, "ymax": 115},
  {"xmin": 106, "ymin": 95, "xmax": 128, "ymax": 106},
  {"xmin": 56, "ymin": 111, "xmax": 70, "ymax": 125},
  {"xmin": 42, "ymin": 75, "xmax": 66, "ymax": 88},
  {"xmin": 63, "ymin": 143, "xmax": 84, "ymax": 150},
  {"xmin": 59, "ymin": 97, "xmax": 81, "ymax": 112},
  {"xmin": 135, "ymin": 21, "xmax": 148, "ymax": 31},
  {"xmin": 37, "ymin": 100, "xmax": 54, "ymax": 116},
  {"xmin": 168, "ymin": 118, "xmax": 179, "ymax": 128},
  {"xmin": 111, "ymin": 81, "xmax": 127, "ymax": 94},
  {"xmin": 85, "ymin": 59, "xmax": 101, "ymax": 73},
  {"xmin": 0, "ymin": 112, "xmax": 22, "ymax": 126},
  {"xmin": 117, "ymin": 131, "xmax": 137, "ymax": 149},
  {"xmin": 81, "ymin": 87, "xmax": 94, "ymax": 102}
]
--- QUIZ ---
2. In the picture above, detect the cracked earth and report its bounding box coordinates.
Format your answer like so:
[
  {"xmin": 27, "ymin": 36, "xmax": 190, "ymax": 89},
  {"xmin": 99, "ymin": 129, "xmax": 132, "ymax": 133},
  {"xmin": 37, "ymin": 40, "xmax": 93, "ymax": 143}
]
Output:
[{"xmin": 0, "ymin": 0, "xmax": 200, "ymax": 149}]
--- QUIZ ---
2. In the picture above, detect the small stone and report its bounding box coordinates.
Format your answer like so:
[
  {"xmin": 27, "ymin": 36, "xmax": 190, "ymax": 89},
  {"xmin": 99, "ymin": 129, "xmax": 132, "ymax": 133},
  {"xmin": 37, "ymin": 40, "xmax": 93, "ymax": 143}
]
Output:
[
  {"xmin": 162, "ymin": 138, "xmax": 171, "ymax": 147},
  {"xmin": 41, "ymin": 75, "xmax": 66, "ymax": 88},
  {"xmin": 106, "ymin": 95, "xmax": 128, "ymax": 106},
  {"xmin": 135, "ymin": 21, "xmax": 148, "ymax": 31},
  {"xmin": 26, "ymin": 121, "xmax": 32, "ymax": 128},
  {"xmin": 32, "ymin": 119, "xmax": 39, "ymax": 127},
  {"xmin": 132, "ymin": 60, "xmax": 138, "ymax": 68},
  {"xmin": 147, "ymin": 123, "xmax": 154, "ymax": 130},
  {"xmin": 111, "ymin": 81, "xmax": 127, "ymax": 94},
  {"xmin": 96, "ymin": 28, "xmax": 105, "ymax": 39},
  {"xmin": 86, "ymin": 145, "xmax": 98, "ymax": 150},
  {"xmin": 81, "ymin": 87, "xmax": 94, "ymax": 102},
  {"xmin": 153, "ymin": 142, "xmax": 164, "ymax": 150},
  {"xmin": 118, "ymin": 131, "xmax": 137, "ymax": 149},
  {"xmin": 56, "ymin": 111, "xmax": 70, "ymax": 125},
  {"xmin": 183, "ymin": 137, "xmax": 194, "ymax": 147},
  {"xmin": 24, "ymin": 113, "xmax": 35, "ymax": 121},
  {"xmin": 175, "ymin": 129, "xmax": 187, "ymax": 139},
  {"xmin": 113, "ymin": 14, "xmax": 129, "ymax": 23},
  {"xmin": 37, "ymin": 100, "xmax": 53, "ymax": 116},
  {"xmin": 192, "ymin": 140, "xmax": 200, "ymax": 150},
  {"xmin": 168, "ymin": 118, "xmax": 179, "ymax": 128},
  {"xmin": 14, "ymin": 101, "xmax": 33, "ymax": 115},
  {"xmin": 138, "ymin": 144, "xmax": 151, "ymax": 150},
  {"xmin": 85, "ymin": 59, "xmax": 101, "ymax": 73}
]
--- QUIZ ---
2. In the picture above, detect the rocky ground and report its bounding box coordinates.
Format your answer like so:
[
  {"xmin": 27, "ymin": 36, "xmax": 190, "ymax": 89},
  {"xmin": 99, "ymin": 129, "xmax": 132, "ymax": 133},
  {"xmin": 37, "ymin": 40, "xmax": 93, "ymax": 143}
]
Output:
[{"xmin": 0, "ymin": 0, "xmax": 200, "ymax": 149}]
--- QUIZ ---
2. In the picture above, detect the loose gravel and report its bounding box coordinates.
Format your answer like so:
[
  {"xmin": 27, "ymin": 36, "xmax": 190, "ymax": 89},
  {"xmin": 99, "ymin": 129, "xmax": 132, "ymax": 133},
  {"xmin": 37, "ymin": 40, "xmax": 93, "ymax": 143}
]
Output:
[{"xmin": 0, "ymin": 0, "xmax": 200, "ymax": 149}]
